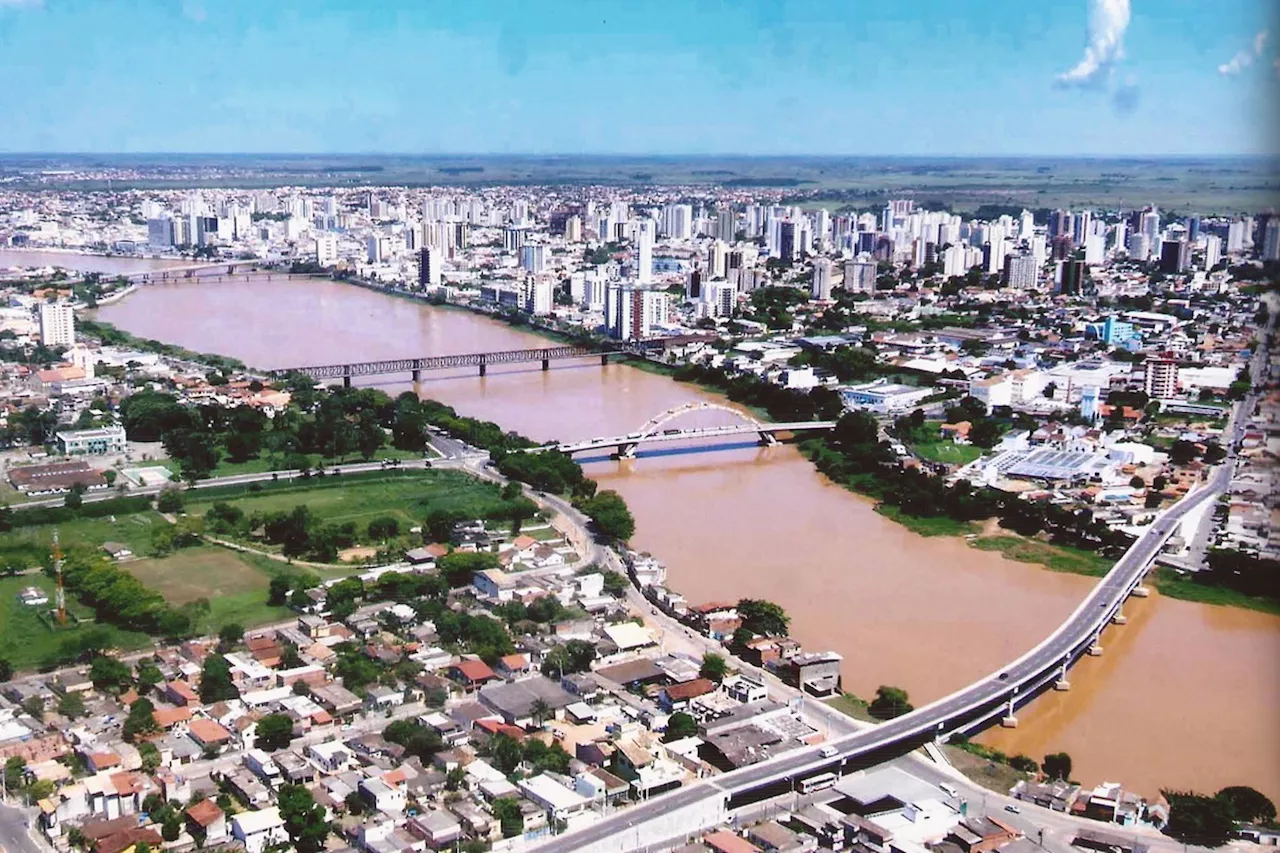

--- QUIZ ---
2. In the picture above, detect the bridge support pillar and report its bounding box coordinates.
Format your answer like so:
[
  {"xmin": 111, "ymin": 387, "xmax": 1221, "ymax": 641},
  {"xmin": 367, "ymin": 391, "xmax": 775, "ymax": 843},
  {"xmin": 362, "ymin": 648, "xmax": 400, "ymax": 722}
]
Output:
[
  {"xmin": 1054, "ymin": 660, "xmax": 1071, "ymax": 691},
  {"xmin": 479, "ymin": 362, "xmax": 487, "ymax": 377},
  {"xmin": 1111, "ymin": 609, "xmax": 1127, "ymax": 625},
  {"xmin": 342, "ymin": 375, "xmax": 351, "ymax": 389},
  {"xmin": 614, "ymin": 443, "xmax": 638, "ymax": 460},
  {"xmin": 541, "ymin": 358, "xmax": 550, "ymax": 371},
  {"xmin": 411, "ymin": 369, "xmax": 421, "ymax": 383},
  {"xmin": 1000, "ymin": 698, "xmax": 1018, "ymax": 728},
  {"xmin": 757, "ymin": 431, "xmax": 779, "ymax": 447},
  {"xmin": 1131, "ymin": 585, "xmax": 1150, "ymax": 598},
  {"xmin": 601, "ymin": 353, "xmax": 609, "ymax": 366},
  {"xmin": 1087, "ymin": 633, "xmax": 1104, "ymax": 656}
]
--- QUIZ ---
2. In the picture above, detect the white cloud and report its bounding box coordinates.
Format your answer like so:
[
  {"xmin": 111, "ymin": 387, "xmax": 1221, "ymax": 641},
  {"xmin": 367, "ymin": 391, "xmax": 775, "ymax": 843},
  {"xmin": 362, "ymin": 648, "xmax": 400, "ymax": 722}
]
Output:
[
  {"xmin": 1218, "ymin": 29, "xmax": 1269, "ymax": 75},
  {"xmin": 1056, "ymin": 0, "xmax": 1131, "ymax": 86}
]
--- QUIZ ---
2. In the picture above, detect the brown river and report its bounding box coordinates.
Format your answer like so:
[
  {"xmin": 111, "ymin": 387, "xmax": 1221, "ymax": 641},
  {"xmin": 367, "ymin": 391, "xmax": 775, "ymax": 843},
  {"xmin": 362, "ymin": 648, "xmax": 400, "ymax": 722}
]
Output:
[{"xmin": 98, "ymin": 276, "xmax": 1280, "ymax": 800}]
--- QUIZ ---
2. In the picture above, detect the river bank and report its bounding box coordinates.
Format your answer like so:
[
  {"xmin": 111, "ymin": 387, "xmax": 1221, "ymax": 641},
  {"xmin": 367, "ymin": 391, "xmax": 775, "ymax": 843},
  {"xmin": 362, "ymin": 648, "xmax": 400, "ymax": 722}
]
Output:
[{"xmin": 95, "ymin": 274, "xmax": 1280, "ymax": 801}]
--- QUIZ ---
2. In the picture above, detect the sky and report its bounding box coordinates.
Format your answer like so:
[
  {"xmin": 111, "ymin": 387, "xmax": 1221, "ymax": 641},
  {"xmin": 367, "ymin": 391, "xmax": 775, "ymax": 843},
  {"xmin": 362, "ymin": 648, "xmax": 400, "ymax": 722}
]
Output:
[{"xmin": 1, "ymin": 0, "xmax": 1277, "ymax": 156}]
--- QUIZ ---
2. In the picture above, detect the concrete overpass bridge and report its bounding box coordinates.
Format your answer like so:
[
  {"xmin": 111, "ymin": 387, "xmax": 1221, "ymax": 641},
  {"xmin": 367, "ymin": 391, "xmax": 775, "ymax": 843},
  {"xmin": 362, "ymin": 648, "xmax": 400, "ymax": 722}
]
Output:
[
  {"xmin": 533, "ymin": 452, "xmax": 1238, "ymax": 853},
  {"xmin": 125, "ymin": 259, "xmax": 263, "ymax": 282},
  {"xmin": 526, "ymin": 402, "xmax": 836, "ymax": 458},
  {"xmin": 271, "ymin": 342, "xmax": 660, "ymax": 386}
]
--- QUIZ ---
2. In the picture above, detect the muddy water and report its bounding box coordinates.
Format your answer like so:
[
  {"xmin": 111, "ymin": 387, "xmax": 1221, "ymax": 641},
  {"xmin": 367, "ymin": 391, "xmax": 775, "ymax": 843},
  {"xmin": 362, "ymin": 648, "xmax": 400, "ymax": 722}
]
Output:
[
  {"xmin": 98, "ymin": 276, "xmax": 1280, "ymax": 799},
  {"xmin": 0, "ymin": 249, "xmax": 191, "ymax": 276}
]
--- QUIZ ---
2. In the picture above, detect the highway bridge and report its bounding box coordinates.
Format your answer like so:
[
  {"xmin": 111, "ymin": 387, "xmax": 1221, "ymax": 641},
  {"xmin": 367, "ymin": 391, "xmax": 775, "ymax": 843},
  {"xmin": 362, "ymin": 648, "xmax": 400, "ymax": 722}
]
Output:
[
  {"xmin": 271, "ymin": 342, "xmax": 659, "ymax": 385},
  {"xmin": 525, "ymin": 402, "xmax": 836, "ymax": 457},
  {"xmin": 533, "ymin": 394, "xmax": 1250, "ymax": 853}
]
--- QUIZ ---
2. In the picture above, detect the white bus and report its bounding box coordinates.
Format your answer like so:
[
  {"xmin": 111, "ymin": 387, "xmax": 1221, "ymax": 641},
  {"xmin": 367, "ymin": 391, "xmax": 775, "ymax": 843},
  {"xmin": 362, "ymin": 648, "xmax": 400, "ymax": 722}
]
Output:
[{"xmin": 798, "ymin": 772, "xmax": 839, "ymax": 794}]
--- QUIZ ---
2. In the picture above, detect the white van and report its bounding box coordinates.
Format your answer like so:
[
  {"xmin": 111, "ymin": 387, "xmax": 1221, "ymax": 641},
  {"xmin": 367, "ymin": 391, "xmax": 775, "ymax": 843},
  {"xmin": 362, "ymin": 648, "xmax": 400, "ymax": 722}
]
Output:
[{"xmin": 939, "ymin": 783, "xmax": 958, "ymax": 797}]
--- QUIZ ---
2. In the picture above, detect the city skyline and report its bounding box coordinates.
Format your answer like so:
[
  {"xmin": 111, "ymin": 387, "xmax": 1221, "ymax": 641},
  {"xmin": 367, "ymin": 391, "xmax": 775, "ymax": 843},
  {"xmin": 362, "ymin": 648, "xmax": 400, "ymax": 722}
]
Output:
[{"xmin": 2, "ymin": 0, "xmax": 1278, "ymax": 156}]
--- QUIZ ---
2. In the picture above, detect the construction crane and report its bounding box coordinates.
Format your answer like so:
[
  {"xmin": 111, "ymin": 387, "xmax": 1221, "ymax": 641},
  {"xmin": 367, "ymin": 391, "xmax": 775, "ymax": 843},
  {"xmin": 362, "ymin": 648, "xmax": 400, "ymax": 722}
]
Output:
[{"xmin": 53, "ymin": 528, "xmax": 66, "ymax": 626}]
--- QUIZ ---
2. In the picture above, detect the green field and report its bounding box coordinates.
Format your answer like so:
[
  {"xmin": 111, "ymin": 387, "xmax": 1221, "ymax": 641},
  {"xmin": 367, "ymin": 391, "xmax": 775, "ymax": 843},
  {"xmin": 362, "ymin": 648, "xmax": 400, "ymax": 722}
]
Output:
[
  {"xmin": 175, "ymin": 445, "xmax": 436, "ymax": 480},
  {"xmin": 911, "ymin": 440, "xmax": 983, "ymax": 466},
  {"xmin": 0, "ymin": 575, "xmax": 151, "ymax": 669},
  {"xmin": 824, "ymin": 692, "xmax": 877, "ymax": 723},
  {"xmin": 875, "ymin": 505, "xmax": 979, "ymax": 537},
  {"xmin": 0, "ymin": 512, "xmax": 164, "ymax": 571},
  {"xmin": 969, "ymin": 536, "xmax": 1113, "ymax": 577},
  {"xmin": 185, "ymin": 468, "xmax": 518, "ymax": 530},
  {"xmin": 1153, "ymin": 568, "xmax": 1280, "ymax": 616}
]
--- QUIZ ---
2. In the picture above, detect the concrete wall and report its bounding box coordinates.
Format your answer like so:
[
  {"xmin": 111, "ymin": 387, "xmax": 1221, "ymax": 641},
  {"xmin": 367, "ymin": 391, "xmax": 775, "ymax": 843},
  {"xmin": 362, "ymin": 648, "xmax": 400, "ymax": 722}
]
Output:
[{"xmin": 558, "ymin": 794, "xmax": 728, "ymax": 853}]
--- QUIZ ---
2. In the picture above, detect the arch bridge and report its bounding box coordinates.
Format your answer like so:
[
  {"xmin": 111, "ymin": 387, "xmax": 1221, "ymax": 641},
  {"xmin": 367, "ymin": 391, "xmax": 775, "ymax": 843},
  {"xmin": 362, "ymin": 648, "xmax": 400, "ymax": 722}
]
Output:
[{"xmin": 528, "ymin": 402, "xmax": 836, "ymax": 458}]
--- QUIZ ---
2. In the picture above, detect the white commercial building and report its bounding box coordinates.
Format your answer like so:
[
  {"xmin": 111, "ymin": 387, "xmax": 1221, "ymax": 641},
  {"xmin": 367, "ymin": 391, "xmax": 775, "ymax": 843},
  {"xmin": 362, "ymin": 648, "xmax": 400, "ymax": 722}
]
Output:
[
  {"xmin": 605, "ymin": 284, "xmax": 668, "ymax": 340},
  {"xmin": 811, "ymin": 257, "xmax": 834, "ymax": 300},
  {"xmin": 39, "ymin": 302, "xmax": 75, "ymax": 348},
  {"xmin": 840, "ymin": 379, "xmax": 934, "ymax": 414}
]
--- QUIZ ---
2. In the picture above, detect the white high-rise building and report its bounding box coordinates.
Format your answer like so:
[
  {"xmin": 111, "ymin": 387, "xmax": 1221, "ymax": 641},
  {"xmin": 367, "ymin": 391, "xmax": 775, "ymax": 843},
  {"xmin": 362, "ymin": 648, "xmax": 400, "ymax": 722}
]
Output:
[
  {"xmin": 635, "ymin": 221, "xmax": 654, "ymax": 284},
  {"xmin": 1226, "ymin": 220, "xmax": 1246, "ymax": 253},
  {"xmin": 707, "ymin": 240, "xmax": 727, "ymax": 279},
  {"xmin": 147, "ymin": 217, "xmax": 174, "ymax": 248},
  {"xmin": 943, "ymin": 243, "xmax": 968, "ymax": 278},
  {"xmin": 39, "ymin": 302, "xmax": 75, "ymax": 348},
  {"xmin": 526, "ymin": 278, "xmax": 553, "ymax": 315},
  {"xmin": 315, "ymin": 235, "xmax": 338, "ymax": 266},
  {"xmin": 1084, "ymin": 233, "xmax": 1106, "ymax": 266},
  {"xmin": 564, "ymin": 216, "xmax": 583, "ymax": 242},
  {"xmin": 520, "ymin": 244, "xmax": 546, "ymax": 274},
  {"xmin": 1019, "ymin": 210, "xmax": 1036, "ymax": 239},
  {"xmin": 1204, "ymin": 234, "xmax": 1222, "ymax": 270},
  {"xmin": 1144, "ymin": 358, "xmax": 1180, "ymax": 399},
  {"xmin": 661, "ymin": 204, "xmax": 693, "ymax": 240},
  {"xmin": 605, "ymin": 284, "xmax": 668, "ymax": 340},
  {"xmin": 366, "ymin": 235, "xmax": 387, "ymax": 264},
  {"xmin": 417, "ymin": 247, "xmax": 441, "ymax": 288},
  {"xmin": 715, "ymin": 208, "xmax": 736, "ymax": 242},
  {"xmin": 811, "ymin": 257, "xmax": 834, "ymax": 300},
  {"xmin": 843, "ymin": 258, "xmax": 877, "ymax": 293},
  {"xmin": 1263, "ymin": 219, "xmax": 1280, "ymax": 261}
]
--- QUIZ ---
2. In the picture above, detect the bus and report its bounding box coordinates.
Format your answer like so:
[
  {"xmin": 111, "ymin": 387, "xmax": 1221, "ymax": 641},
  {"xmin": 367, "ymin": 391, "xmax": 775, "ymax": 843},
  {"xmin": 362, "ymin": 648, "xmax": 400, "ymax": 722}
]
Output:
[{"xmin": 797, "ymin": 772, "xmax": 839, "ymax": 794}]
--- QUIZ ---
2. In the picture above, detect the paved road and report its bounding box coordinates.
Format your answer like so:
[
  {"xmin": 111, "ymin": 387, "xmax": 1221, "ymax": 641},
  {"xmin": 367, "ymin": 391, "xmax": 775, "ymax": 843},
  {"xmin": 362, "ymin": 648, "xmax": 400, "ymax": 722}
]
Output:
[
  {"xmin": 533, "ymin": 390, "xmax": 1253, "ymax": 852},
  {"xmin": 0, "ymin": 802, "xmax": 42, "ymax": 853}
]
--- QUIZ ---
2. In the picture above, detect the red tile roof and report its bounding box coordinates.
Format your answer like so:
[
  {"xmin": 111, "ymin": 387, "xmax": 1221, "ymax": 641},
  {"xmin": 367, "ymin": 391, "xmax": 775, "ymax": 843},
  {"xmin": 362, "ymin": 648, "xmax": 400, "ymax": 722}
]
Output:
[{"xmin": 451, "ymin": 660, "xmax": 497, "ymax": 683}]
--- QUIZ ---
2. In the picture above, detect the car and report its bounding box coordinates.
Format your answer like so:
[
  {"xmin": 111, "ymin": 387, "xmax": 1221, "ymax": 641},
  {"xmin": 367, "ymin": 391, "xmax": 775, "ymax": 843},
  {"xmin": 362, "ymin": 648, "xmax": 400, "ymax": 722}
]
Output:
[
  {"xmin": 1004, "ymin": 804, "xmax": 1020, "ymax": 814},
  {"xmin": 819, "ymin": 745, "xmax": 839, "ymax": 758},
  {"xmin": 997, "ymin": 672, "xmax": 1009, "ymax": 680}
]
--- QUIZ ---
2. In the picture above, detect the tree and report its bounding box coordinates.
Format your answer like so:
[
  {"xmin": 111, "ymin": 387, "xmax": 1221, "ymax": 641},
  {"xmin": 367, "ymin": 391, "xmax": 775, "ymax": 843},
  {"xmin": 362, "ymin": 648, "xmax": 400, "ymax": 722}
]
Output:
[
  {"xmin": 255, "ymin": 713, "xmax": 295, "ymax": 751},
  {"xmin": 487, "ymin": 733, "xmax": 524, "ymax": 776},
  {"xmin": 136, "ymin": 661, "xmax": 163, "ymax": 694},
  {"xmin": 1162, "ymin": 790, "xmax": 1236, "ymax": 847},
  {"xmin": 58, "ymin": 691, "xmax": 86, "ymax": 719},
  {"xmin": 868, "ymin": 685, "xmax": 913, "ymax": 720},
  {"xmin": 4, "ymin": 756, "xmax": 25, "ymax": 788},
  {"xmin": 161, "ymin": 815, "xmax": 181, "ymax": 842},
  {"xmin": 218, "ymin": 623, "xmax": 244, "ymax": 650},
  {"xmin": 123, "ymin": 697, "xmax": 159, "ymax": 743},
  {"xmin": 277, "ymin": 783, "xmax": 330, "ymax": 853},
  {"xmin": 1009, "ymin": 754, "xmax": 1039, "ymax": 773},
  {"xmin": 1129, "ymin": 475, "xmax": 1145, "ymax": 489},
  {"xmin": 366, "ymin": 516, "xmax": 401, "ymax": 541},
  {"xmin": 138, "ymin": 741, "xmax": 161, "ymax": 773},
  {"xmin": 968, "ymin": 418, "xmax": 1003, "ymax": 449},
  {"xmin": 0, "ymin": 658, "xmax": 13, "ymax": 682},
  {"xmin": 1042, "ymin": 752, "xmax": 1072, "ymax": 781},
  {"xmin": 90, "ymin": 655, "xmax": 133, "ymax": 691},
  {"xmin": 491, "ymin": 797, "xmax": 523, "ymax": 839},
  {"xmin": 267, "ymin": 575, "xmax": 292, "ymax": 607},
  {"xmin": 529, "ymin": 699, "xmax": 552, "ymax": 727},
  {"xmin": 198, "ymin": 655, "xmax": 238, "ymax": 703},
  {"xmin": 736, "ymin": 599, "xmax": 790, "ymax": 637},
  {"xmin": 665, "ymin": 711, "xmax": 699, "ymax": 742},
  {"xmin": 579, "ymin": 490, "xmax": 635, "ymax": 540},
  {"xmin": 344, "ymin": 791, "xmax": 365, "ymax": 815},
  {"xmin": 540, "ymin": 640, "xmax": 596, "ymax": 677},
  {"xmin": 1215, "ymin": 785, "xmax": 1276, "ymax": 825},
  {"xmin": 700, "ymin": 652, "xmax": 729, "ymax": 683}
]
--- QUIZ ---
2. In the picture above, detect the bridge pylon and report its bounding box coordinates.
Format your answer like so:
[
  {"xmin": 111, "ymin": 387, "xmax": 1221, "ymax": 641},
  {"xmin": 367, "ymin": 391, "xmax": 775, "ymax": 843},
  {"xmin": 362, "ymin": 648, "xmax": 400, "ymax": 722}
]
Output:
[
  {"xmin": 1000, "ymin": 696, "xmax": 1018, "ymax": 728},
  {"xmin": 1054, "ymin": 658, "xmax": 1071, "ymax": 691},
  {"xmin": 614, "ymin": 443, "xmax": 638, "ymax": 460},
  {"xmin": 757, "ymin": 430, "xmax": 779, "ymax": 447}
]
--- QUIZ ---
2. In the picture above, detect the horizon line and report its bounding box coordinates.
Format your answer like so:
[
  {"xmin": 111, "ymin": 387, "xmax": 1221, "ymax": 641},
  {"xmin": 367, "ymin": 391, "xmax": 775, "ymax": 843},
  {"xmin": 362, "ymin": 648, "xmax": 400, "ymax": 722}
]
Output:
[{"xmin": 0, "ymin": 151, "xmax": 1276, "ymax": 160}]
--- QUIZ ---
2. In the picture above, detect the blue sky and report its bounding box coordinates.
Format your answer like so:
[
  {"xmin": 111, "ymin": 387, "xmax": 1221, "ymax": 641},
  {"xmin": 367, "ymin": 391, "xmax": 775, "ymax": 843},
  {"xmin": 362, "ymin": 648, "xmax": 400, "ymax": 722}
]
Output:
[{"xmin": 1, "ymin": 0, "xmax": 1276, "ymax": 155}]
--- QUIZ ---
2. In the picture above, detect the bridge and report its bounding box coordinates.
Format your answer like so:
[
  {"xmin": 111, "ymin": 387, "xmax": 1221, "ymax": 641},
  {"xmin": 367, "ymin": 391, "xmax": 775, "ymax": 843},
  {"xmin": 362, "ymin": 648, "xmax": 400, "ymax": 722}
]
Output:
[
  {"xmin": 533, "ymin": 394, "xmax": 1250, "ymax": 852},
  {"xmin": 125, "ymin": 259, "xmax": 264, "ymax": 283},
  {"xmin": 526, "ymin": 402, "xmax": 836, "ymax": 458},
  {"xmin": 271, "ymin": 342, "xmax": 658, "ymax": 386}
]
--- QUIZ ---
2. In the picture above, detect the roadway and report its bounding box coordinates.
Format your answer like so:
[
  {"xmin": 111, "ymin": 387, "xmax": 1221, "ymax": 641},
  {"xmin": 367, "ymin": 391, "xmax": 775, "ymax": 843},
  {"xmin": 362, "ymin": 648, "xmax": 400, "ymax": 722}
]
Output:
[
  {"xmin": 529, "ymin": 421, "xmax": 836, "ymax": 456},
  {"xmin": 533, "ymin": 388, "xmax": 1254, "ymax": 853}
]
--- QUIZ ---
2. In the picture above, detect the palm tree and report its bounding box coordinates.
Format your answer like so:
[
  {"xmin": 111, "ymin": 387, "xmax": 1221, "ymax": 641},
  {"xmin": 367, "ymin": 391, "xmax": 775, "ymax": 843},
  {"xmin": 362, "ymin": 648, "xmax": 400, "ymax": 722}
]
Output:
[{"xmin": 530, "ymin": 699, "xmax": 551, "ymax": 727}]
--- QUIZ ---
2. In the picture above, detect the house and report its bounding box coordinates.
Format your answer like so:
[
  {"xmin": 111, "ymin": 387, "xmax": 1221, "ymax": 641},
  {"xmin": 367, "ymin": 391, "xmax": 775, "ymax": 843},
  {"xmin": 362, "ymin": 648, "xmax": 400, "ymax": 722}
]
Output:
[
  {"xmin": 748, "ymin": 820, "xmax": 816, "ymax": 853},
  {"xmin": 940, "ymin": 421, "xmax": 972, "ymax": 444},
  {"xmin": 789, "ymin": 651, "xmax": 842, "ymax": 696},
  {"xmin": 404, "ymin": 548, "xmax": 437, "ymax": 567},
  {"xmin": 163, "ymin": 680, "xmax": 199, "ymax": 707},
  {"xmin": 359, "ymin": 776, "xmax": 407, "ymax": 815},
  {"xmin": 185, "ymin": 799, "xmax": 228, "ymax": 845},
  {"xmin": 307, "ymin": 740, "xmax": 352, "ymax": 774},
  {"xmin": 477, "ymin": 676, "xmax": 575, "ymax": 726},
  {"xmin": 518, "ymin": 774, "xmax": 591, "ymax": 822},
  {"xmin": 231, "ymin": 807, "xmax": 288, "ymax": 853},
  {"xmin": 310, "ymin": 683, "xmax": 363, "ymax": 716},
  {"xmin": 495, "ymin": 653, "xmax": 532, "ymax": 680},
  {"xmin": 724, "ymin": 675, "xmax": 768, "ymax": 705},
  {"xmin": 101, "ymin": 542, "xmax": 133, "ymax": 561},
  {"xmin": 703, "ymin": 829, "xmax": 763, "ymax": 853},
  {"xmin": 406, "ymin": 810, "xmax": 462, "ymax": 850},
  {"xmin": 660, "ymin": 678, "xmax": 717, "ymax": 712},
  {"xmin": 944, "ymin": 816, "xmax": 1020, "ymax": 853},
  {"xmin": 365, "ymin": 685, "xmax": 406, "ymax": 710},
  {"xmin": 187, "ymin": 718, "xmax": 233, "ymax": 752},
  {"xmin": 472, "ymin": 568, "xmax": 515, "ymax": 601},
  {"xmin": 448, "ymin": 659, "xmax": 498, "ymax": 692}
]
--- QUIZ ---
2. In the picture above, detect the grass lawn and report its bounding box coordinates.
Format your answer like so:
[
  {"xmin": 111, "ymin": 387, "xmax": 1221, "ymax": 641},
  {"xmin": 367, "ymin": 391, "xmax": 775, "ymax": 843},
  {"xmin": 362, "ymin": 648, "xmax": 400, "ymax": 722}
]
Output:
[
  {"xmin": 944, "ymin": 745, "xmax": 1031, "ymax": 795},
  {"xmin": 1152, "ymin": 568, "xmax": 1280, "ymax": 616},
  {"xmin": 0, "ymin": 512, "xmax": 164, "ymax": 569},
  {"xmin": 876, "ymin": 505, "xmax": 979, "ymax": 537},
  {"xmin": 911, "ymin": 440, "xmax": 983, "ymax": 466},
  {"xmin": 970, "ymin": 536, "xmax": 1113, "ymax": 577},
  {"xmin": 0, "ymin": 575, "xmax": 151, "ymax": 669},
  {"xmin": 125, "ymin": 546, "xmax": 270, "ymax": 604},
  {"xmin": 824, "ymin": 692, "xmax": 877, "ymax": 723},
  {"xmin": 186, "ymin": 468, "xmax": 515, "ymax": 531}
]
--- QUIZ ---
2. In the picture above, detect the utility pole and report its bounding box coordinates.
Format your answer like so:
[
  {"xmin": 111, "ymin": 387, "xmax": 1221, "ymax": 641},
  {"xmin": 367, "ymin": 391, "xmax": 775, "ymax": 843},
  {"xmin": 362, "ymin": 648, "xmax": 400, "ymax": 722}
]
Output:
[{"xmin": 53, "ymin": 528, "xmax": 66, "ymax": 625}]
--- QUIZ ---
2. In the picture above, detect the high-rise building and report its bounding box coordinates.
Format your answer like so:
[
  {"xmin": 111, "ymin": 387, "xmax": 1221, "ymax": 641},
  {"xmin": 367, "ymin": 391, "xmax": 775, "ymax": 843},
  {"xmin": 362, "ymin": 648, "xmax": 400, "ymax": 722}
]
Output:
[
  {"xmin": 503, "ymin": 227, "xmax": 527, "ymax": 252},
  {"xmin": 1050, "ymin": 209, "xmax": 1074, "ymax": 242},
  {"xmin": 1059, "ymin": 259, "xmax": 1088, "ymax": 295},
  {"xmin": 525, "ymin": 278, "xmax": 553, "ymax": 315},
  {"xmin": 418, "ymin": 247, "xmax": 441, "ymax": 288},
  {"xmin": 315, "ymin": 235, "xmax": 338, "ymax": 266},
  {"xmin": 1080, "ymin": 386, "xmax": 1100, "ymax": 423},
  {"xmin": 1127, "ymin": 232, "xmax": 1151, "ymax": 261},
  {"xmin": 1158, "ymin": 239, "xmax": 1190, "ymax": 274},
  {"xmin": 1072, "ymin": 210, "xmax": 1092, "ymax": 246},
  {"xmin": 39, "ymin": 302, "xmax": 75, "ymax": 348},
  {"xmin": 1204, "ymin": 235, "xmax": 1222, "ymax": 270},
  {"xmin": 811, "ymin": 257, "xmax": 834, "ymax": 300},
  {"xmin": 660, "ymin": 204, "xmax": 693, "ymax": 240},
  {"xmin": 843, "ymin": 258, "xmax": 877, "ymax": 293},
  {"xmin": 604, "ymin": 285, "xmax": 668, "ymax": 340},
  {"xmin": 1019, "ymin": 209, "xmax": 1036, "ymax": 239},
  {"xmin": 1263, "ymin": 217, "xmax": 1280, "ymax": 261},
  {"xmin": 1143, "ymin": 357, "xmax": 1180, "ymax": 399},
  {"xmin": 635, "ymin": 221, "xmax": 654, "ymax": 284},
  {"xmin": 1084, "ymin": 233, "xmax": 1106, "ymax": 266},
  {"xmin": 1226, "ymin": 220, "xmax": 1246, "ymax": 253},
  {"xmin": 715, "ymin": 209, "xmax": 736, "ymax": 243},
  {"xmin": 707, "ymin": 240, "xmax": 727, "ymax": 279},
  {"xmin": 564, "ymin": 215, "xmax": 583, "ymax": 242},
  {"xmin": 147, "ymin": 217, "xmax": 174, "ymax": 248},
  {"xmin": 1002, "ymin": 253, "xmax": 1038, "ymax": 289},
  {"xmin": 779, "ymin": 221, "xmax": 797, "ymax": 263},
  {"xmin": 686, "ymin": 269, "xmax": 702, "ymax": 301},
  {"xmin": 520, "ymin": 244, "xmax": 546, "ymax": 274},
  {"xmin": 366, "ymin": 235, "xmax": 386, "ymax": 264}
]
